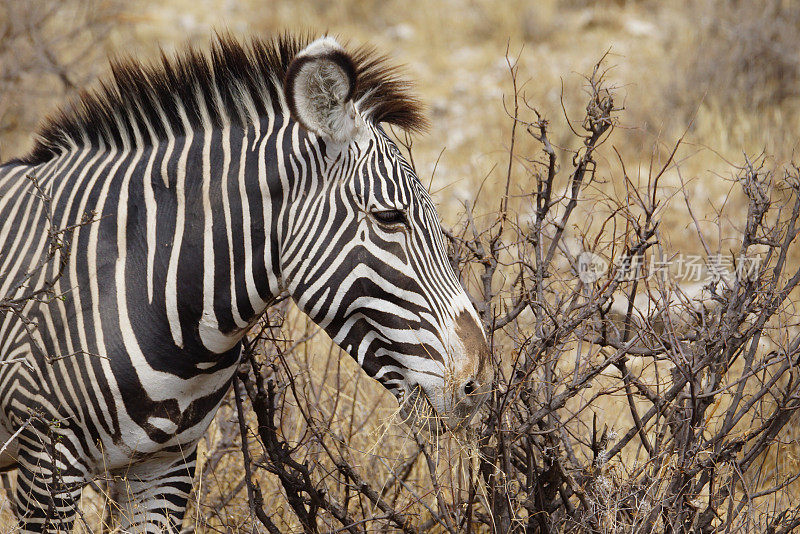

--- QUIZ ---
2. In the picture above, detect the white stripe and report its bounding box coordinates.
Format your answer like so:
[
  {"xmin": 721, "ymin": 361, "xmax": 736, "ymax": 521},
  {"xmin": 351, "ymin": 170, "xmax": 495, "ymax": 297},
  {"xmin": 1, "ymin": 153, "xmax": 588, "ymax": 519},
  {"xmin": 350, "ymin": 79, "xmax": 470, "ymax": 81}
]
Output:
[{"xmin": 164, "ymin": 105, "xmax": 194, "ymax": 348}]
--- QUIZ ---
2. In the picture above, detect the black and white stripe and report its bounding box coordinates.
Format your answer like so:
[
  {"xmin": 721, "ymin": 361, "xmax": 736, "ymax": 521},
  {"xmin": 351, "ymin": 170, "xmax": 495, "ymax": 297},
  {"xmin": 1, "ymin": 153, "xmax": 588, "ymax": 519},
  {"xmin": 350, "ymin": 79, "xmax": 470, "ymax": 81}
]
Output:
[{"xmin": 0, "ymin": 34, "xmax": 491, "ymax": 532}]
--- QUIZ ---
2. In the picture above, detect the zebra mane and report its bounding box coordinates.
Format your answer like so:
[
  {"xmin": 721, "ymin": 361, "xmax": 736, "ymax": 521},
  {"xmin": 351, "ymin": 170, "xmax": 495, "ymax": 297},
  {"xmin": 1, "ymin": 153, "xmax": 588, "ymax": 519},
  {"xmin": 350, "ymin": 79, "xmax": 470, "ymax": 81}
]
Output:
[{"xmin": 19, "ymin": 33, "xmax": 427, "ymax": 165}]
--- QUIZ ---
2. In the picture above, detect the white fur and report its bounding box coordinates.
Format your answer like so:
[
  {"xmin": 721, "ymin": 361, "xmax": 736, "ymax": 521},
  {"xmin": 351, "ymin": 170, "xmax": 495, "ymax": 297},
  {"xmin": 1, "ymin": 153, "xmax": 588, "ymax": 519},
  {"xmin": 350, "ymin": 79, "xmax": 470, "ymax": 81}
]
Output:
[
  {"xmin": 296, "ymin": 36, "xmax": 345, "ymax": 60},
  {"xmin": 289, "ymin": 37, "xmax": 359, "ymax": 143}
]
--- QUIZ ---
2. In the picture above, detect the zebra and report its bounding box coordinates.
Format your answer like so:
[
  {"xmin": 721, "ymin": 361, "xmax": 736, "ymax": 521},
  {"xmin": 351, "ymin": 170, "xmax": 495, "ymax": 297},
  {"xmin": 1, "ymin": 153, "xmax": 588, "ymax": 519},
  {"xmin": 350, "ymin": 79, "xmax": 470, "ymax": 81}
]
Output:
[{"xmin": 0, "ymin": 33, "xmax": 492, "ymax": 532}]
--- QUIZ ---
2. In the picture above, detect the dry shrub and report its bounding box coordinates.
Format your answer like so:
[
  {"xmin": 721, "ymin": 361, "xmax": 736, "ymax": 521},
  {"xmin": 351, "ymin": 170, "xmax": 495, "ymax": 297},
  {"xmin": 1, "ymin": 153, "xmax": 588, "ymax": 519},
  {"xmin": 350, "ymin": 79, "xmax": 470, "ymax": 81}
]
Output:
[{"xmin": 195, "ymin": 56, "xmax": 800, "ymax": 534}]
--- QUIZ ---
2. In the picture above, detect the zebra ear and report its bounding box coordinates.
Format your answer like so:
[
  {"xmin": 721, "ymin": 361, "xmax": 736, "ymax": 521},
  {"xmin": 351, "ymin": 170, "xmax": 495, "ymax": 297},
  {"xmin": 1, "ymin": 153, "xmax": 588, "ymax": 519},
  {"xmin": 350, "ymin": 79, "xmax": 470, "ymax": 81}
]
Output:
[{"xmin": 284, "ymin": 37, "xmax": 358, "ymax": 143}]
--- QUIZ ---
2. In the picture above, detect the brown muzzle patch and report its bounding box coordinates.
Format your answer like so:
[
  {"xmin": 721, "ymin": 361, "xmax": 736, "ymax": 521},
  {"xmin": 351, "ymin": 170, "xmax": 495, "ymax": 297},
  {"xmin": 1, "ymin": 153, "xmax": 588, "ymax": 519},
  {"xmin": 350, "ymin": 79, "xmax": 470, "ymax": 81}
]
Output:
[{"xmin": 455, "ymin": 310, "xmax": 492, "ymax": 386}]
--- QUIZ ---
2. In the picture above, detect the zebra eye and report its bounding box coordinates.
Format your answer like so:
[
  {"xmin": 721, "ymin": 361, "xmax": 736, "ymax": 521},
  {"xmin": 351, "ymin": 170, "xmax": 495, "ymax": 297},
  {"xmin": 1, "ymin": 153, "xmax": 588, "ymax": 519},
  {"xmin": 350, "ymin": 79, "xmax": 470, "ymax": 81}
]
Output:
[{"xmin": 371, "ymin": 209, "xmax": 408, "ymax": 228}]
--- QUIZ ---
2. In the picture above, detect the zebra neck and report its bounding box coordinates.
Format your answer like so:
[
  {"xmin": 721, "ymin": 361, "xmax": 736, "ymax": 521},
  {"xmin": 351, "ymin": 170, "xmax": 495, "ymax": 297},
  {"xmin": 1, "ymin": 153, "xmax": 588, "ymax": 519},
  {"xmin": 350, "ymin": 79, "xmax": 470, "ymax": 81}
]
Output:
[{"xmin": 156, "ymin": 118, "xmax": 302, "ymax": 355}]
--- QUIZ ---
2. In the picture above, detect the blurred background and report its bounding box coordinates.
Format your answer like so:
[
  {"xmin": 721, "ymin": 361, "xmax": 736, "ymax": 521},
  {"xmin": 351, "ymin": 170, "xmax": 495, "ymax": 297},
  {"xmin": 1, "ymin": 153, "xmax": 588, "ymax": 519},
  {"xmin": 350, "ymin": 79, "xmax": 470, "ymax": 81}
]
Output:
[
  {"xmin": 2, "ymin": 0, "xmax": 799, "ymax": 206},
  {"xmin": 1, "ymin": 0, "xmax": 799, "ymax": 531}
]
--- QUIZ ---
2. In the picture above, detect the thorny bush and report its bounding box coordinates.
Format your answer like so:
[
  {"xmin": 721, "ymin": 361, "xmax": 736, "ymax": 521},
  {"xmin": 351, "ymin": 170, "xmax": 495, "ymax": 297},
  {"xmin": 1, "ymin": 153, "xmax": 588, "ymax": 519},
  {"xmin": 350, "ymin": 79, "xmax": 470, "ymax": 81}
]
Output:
[{"xmin": 194, "ymin": 57, "xmax": 800, "ymax": 534}]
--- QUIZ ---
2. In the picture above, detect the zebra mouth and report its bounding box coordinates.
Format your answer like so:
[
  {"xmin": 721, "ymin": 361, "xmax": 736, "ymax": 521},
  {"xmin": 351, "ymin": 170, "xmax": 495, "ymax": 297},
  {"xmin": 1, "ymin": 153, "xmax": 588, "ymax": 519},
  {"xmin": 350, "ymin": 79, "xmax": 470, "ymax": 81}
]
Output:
[{"xmin": 397, "ymin": 384, "xmax": 447, "ymax": 435}]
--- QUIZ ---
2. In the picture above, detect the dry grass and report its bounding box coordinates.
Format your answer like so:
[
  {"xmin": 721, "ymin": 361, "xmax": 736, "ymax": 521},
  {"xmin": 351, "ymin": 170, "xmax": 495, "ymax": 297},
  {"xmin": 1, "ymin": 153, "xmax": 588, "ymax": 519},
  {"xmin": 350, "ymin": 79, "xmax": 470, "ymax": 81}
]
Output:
[{"xmin": 1, "ymin": 0, "xmax": 799, "ymax": 532}]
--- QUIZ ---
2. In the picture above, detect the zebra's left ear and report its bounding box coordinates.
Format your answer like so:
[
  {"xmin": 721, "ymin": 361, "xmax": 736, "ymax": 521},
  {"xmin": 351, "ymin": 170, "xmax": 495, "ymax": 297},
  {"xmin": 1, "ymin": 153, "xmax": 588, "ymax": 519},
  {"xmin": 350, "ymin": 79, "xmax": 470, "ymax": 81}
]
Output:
[{"xmin": 284, "ymin": 37, "xmax": 358, "ymax": 144}]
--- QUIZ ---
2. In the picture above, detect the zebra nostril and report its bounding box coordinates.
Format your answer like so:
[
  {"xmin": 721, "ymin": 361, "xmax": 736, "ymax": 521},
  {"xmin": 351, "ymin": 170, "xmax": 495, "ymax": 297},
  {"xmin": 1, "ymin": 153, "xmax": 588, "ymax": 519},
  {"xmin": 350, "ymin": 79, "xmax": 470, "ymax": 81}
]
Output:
[{"xmin": 463, "ymin": 380, "xmax": 477, "ymax": 396}]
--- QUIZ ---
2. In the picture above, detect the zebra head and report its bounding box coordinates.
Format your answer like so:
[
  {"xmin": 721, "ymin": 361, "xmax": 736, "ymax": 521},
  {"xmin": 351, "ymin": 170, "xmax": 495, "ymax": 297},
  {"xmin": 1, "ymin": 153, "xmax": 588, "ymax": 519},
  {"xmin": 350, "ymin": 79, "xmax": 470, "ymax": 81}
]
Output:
[{"xmin": 280, "ymin": 38, "xmax": 492, "ymax": 432}]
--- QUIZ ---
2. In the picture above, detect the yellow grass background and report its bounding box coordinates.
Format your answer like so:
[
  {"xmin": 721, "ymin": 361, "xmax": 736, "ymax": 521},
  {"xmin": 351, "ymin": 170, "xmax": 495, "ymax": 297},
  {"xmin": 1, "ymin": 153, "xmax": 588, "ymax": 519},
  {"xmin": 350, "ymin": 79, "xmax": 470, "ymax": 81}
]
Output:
[{"xmin": 1, "ymin": 0, "xmax": 799, "ymax": 531}]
